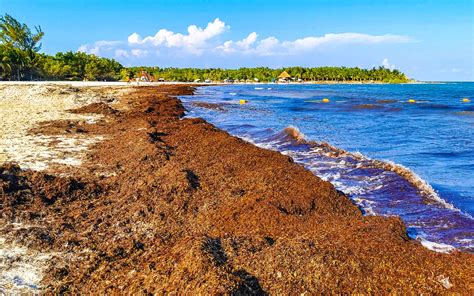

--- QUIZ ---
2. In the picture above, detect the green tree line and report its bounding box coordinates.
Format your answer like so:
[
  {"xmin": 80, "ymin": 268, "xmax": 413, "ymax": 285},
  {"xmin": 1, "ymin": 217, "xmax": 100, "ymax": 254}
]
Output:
[
  {"xmin": 0, "ymin": 14, "xmax": 122, "ymax": 81},
  {"xmin": 126, "ymin": 66, "xmax": 408, "ymax": 83},
  {"xmin": 1, "ymin": 14, "xmax": 409, "ymax": 83}
]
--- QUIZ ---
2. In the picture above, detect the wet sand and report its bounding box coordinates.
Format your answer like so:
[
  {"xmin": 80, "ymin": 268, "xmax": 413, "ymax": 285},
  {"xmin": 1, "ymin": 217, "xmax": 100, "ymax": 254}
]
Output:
[{"xmin": 0, "ymin": 83, "xmax": 473, "ymax": 294}]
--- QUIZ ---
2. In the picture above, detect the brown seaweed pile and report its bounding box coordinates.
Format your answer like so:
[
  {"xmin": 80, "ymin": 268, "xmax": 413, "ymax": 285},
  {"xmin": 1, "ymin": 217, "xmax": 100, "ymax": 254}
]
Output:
[{"xmin": 1, "ymin": 85, "xmax": 473, "ymax": 294}]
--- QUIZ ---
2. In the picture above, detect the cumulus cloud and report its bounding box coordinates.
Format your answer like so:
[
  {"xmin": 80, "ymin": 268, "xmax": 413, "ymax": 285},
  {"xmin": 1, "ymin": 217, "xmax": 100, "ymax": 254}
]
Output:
[
  {"xmin": 78, "ymin": 40, "xmax": 122, "ymax": 56},
  {"xmin": 219, "ymin": 33, "xmax": 413, "ymax": 56},
  {"xmin": 131, "ymin": 49, "xmax": 149, "ymax": 58},
  {"xmin": 114, "ymin": 49, "xmax": 129, "ymax": 58},
  {"xmin": 217, "ymin": 32, "xmax": 258, "ymax": 53},
  {"xmin": 283, "ymin": 33, "xmax": 412, "ymax": 53},
  {"xmin": 78, "ymin": 18, "xmax": 414, "ymax": 61},
  {"xmin": 382, "ymin": 58, "xmax": 395, "ymax": 70},
  {"xmin": 127, "ymin": 33, "xmax": 141, "ymax": 44},
  {"xmin": 128, "ymin": 18, "xmax": 228, "ymax": 53}
]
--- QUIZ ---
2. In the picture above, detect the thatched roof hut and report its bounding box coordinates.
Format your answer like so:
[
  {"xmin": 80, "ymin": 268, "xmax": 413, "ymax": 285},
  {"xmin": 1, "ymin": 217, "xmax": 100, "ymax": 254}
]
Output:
[
  {"xmin": 277, "ymin": 71, "xmax": 291, "ymax": 81},
  {"xmin": 139, "ymin": 70, "xmax": 153, "ymax": 82}
]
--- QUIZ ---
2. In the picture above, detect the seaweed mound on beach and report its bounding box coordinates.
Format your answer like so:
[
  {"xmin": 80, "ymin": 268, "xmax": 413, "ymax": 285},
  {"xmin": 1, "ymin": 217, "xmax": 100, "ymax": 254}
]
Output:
[
  {"xmin": 1, "ymin": 85, "xmax": 473, "ymax": 294},
  {"xmin": 69, "ymin": 102, "xmax": 119, "ymax": 115}
]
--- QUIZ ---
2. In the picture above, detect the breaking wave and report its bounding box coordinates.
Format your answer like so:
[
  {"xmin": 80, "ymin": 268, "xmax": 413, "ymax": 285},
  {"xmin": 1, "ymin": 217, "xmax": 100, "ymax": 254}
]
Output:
[
  {"xmin": 280, "ymin": 126, "xmax": 456, "ymax": 211},
  {"xmin": 182, "ymin": 83, "xmax": 474, "ymax": 252},
  {"xmin": 235, "ymin": 125, "xmax": 474, "ymax": 252}
]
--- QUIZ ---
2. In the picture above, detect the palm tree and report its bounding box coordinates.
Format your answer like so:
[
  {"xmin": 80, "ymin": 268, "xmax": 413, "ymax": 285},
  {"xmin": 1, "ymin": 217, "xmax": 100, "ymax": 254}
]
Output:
[{"xmin": 0, "ymin": 14, "xmax": 44, "ymax": 80}]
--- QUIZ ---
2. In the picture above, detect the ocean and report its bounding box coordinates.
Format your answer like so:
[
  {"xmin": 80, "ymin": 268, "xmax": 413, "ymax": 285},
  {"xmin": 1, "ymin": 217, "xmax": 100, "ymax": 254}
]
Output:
[{"xmin": 180, "ymin": 82, "xmax": 474, "ymax": 252}]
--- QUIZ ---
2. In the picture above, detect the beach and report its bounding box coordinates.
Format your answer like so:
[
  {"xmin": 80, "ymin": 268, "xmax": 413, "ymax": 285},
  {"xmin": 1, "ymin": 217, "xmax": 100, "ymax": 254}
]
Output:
[
  {"xmin": 184, "ymin": 83, "xmax": 474, "ymax": 252},
  {"xmin": 1, "ymin": 83, "xmax": 473, "ymax": 293}
]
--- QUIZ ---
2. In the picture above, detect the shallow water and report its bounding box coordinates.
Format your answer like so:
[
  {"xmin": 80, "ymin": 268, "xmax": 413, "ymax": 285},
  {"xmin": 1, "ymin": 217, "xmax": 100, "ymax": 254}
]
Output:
[{"xmin": 181, "ymin": 82, "xmax": 474, "ymax": 252}]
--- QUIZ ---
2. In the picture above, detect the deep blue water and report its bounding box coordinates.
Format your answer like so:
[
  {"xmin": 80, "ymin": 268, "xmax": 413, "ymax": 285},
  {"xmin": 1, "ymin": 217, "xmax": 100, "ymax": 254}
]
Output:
[{"xmin": 180, "ymin": 82, "xmax": 474, "ymax": 251}]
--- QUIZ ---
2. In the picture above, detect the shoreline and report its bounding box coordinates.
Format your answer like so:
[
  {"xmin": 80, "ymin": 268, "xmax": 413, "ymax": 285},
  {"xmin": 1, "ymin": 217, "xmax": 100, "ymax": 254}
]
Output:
[
  {"xmin": 0, "ymin": 83, "xmax": 473, "ymax": 293},
  {"xmin": 0, "ymin": 80, "xmax": 428, "ymax": 87}
]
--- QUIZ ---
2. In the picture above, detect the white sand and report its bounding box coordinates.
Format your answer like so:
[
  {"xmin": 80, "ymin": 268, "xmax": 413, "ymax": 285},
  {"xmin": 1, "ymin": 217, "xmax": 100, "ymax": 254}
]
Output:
[
  {"xmin": 0, "ymin": 82, "xmax": 132, "ymax": 293},
  {"xmin": 0, "ymin": 236, "xmax": 53, "ymax": 293},
  {"xmin": 0, "ymin": 83, "xmax": 131, "ymax": 170}
]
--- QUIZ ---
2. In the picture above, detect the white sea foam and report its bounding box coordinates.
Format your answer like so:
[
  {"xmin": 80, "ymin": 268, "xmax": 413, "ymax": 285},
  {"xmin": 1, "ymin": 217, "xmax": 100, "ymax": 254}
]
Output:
[
  {"xmin": 418, "ymin": 238, "xmax": 455, "ymax": 253},
  {"xmin": 230, "ymin": 126, "xmax": 473, "ymax": 253},
  {"xmin": 243, "ymin": 126, "xmax": 470, "ymax": 221},
  {"xmin": 353, "ymin": 197, "xmax": 376, "ymax": 215},
  {"xmin": 280, "ymin": 126, "xmax": 465, "ymax": 214}
]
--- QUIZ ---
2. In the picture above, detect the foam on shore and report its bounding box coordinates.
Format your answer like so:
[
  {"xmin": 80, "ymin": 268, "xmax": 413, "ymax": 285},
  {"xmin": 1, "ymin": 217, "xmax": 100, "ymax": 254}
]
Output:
[
  {"xmin": 233, "ymin": 125, "xmax": 473, "ymax": 252},
  {"xmin": 281, "ymin": 126, "xmax": 459, "ymax": 212}
]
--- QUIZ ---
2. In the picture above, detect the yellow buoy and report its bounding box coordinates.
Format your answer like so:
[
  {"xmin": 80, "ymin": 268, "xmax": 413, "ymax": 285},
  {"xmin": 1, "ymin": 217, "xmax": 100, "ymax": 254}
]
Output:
[
  {"xmin": 322, "ymin": 98, "xmax": 330, "ymax": 103},
  {"xmin": 408, "ymin": 99, "xmax": 416, "ymax": 103},
  {"xmin": 239, "ymin": 100, "xmax": 247, "ymax": 105},
  {"xmin": 462, "ymin": 98, "xmax": 470, "ymax": 103}
]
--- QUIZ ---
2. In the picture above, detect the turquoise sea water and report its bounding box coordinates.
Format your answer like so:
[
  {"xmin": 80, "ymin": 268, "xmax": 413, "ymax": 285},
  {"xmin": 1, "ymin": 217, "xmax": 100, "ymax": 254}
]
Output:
[{"xmin": 181, "ymin": 82, "xmax": 474, "ymax": 251}]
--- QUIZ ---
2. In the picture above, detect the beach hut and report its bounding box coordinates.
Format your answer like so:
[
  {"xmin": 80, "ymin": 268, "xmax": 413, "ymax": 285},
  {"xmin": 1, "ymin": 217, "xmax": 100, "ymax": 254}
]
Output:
[
  {"xmin": 277, "ymin": 71, "xmax": 291, "ymax": 82},
  {"xmin": 139, "ymin": 70, "xmax": 153, "ymax": 82}
]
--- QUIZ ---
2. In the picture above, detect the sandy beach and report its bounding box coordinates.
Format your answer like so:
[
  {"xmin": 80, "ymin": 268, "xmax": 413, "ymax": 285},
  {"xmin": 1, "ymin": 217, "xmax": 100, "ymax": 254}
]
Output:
[{"xmin": 1, "ymin": 83, "xmax": 473, "ymax": 294}]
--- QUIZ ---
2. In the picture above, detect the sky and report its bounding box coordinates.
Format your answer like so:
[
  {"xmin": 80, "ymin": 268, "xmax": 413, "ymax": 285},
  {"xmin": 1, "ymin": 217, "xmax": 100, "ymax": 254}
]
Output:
[{"xmin": 1, "ymin": 0, "xmax": 473, "ymax": 81}]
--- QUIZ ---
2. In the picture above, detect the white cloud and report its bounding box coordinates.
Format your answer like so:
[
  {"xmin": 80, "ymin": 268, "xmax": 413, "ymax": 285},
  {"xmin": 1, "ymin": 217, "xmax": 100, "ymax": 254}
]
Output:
[
  {"xmin": 115, "ymin": 49, "xmax": 129, "ymax": 58},
  {"xmin": 128, "ymin": 18, "xmax": 228, "ymax": 53},
  {"xmin": 77, "ymin": 40, "xmax": 122, "ymax": 56},
  {"xmin": 216, "ymin": 32, "xmax": 413, "ymax": 56},
  {"xmin": 128, "ymin": 33, "xmax": 141, "ymax": 44},
  {"xmin": 78, "ymin": 18, "xmax": 415, "ymax": 61},
  {"xmin": 382, "ymin": 58, "xmax": 395, "ymax": 70},
  {"xmin": 284, "ymin": 33, "xmax": 412, "ymax": 53},
  {"xmin": 237, "ymin": 32, "xmax": 258, "ymax": 49},
  {"xmin": 77, "ymin": 44, "xmax": 88, "ymax": 53},
  {"xmin": 254, "ymin": 37, "xmax": 280, "ymax": 56},
  {"xmin": 131, "ymin": 49, "xmax": 148, "ymax": 58},
  {"xmin": 217, "ymin": 32, "xmax": 258, "ymax": 53}
]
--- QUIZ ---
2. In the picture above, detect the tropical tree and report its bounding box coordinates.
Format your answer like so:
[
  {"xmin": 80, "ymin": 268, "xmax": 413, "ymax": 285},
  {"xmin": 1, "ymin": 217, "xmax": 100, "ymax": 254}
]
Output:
[{"xmin": 0, "ymin": 13, "xmax": 44, "ymax": 80}]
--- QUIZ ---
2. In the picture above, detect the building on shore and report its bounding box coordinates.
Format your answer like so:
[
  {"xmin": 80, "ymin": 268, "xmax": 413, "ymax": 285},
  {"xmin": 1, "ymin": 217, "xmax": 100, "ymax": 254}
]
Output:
[
  {"xmin": 139, "ymin": 71, "xmax": 153, "ymax": 82},
  {"xmin": 277, "ymin": 71, "xmax": 291, "ymax": 82}
]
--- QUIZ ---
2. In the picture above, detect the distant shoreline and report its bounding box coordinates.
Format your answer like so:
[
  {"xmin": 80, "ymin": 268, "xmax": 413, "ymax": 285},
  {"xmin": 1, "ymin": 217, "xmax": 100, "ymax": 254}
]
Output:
[{"xmin": 0, "ymin": 80, "xmax": 435, "ymax": 87}]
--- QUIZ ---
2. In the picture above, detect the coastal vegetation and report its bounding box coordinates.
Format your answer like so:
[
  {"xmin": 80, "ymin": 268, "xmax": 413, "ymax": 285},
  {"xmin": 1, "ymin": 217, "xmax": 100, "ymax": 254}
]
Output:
[
  {"xmin": 1, "ymin": 14, "xmax": 409, "ymax": 83},
  {"xmin": 0, "ymin": 14, "xmax": 122, "ymax": 81},
  {"xmin": 126, "ymin": 66, "xmax": 408, "ymax": 83}
]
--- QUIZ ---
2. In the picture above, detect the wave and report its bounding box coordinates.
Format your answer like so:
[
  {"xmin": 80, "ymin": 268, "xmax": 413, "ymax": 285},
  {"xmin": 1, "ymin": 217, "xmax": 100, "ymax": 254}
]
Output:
[
  {"xmin": 418, "ymin": 238, "xmax": 455, "ymax": 253},
  {"xmin": 278, "ymin": 126, "xmax": 458, "ymax": 211},
  {"xmin": 254, "ymin": 125, "xmax": 473, "ymax": 251}
]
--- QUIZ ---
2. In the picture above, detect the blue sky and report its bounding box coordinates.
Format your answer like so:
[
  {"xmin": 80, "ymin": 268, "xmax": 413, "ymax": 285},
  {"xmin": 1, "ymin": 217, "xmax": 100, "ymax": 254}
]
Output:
[{"xmin": 1, "ymin": 0, "xmax": 473, "ymax": 81}]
